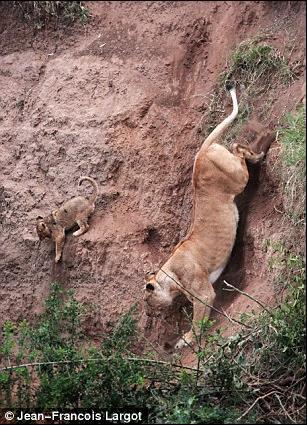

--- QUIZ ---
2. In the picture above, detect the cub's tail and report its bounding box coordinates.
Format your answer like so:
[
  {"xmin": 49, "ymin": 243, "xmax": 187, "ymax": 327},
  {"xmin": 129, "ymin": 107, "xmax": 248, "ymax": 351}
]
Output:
[{"xmin": 78, "ymin": 176, "xmax": 99, "ymax": 204}]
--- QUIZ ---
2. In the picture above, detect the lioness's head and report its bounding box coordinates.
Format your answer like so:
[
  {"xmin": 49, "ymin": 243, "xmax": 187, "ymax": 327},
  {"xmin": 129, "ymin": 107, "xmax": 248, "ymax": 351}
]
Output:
[
  {"xmin": 143, "ymin": 271, "xmax": 174, "ymax": 317},
  {"xmin": 36, "ymin": 216, "xmax": 52, "ymax": 240},
  {"xmin": 231, "ymin": 143, "xmax": 264, "ymax": 163}
]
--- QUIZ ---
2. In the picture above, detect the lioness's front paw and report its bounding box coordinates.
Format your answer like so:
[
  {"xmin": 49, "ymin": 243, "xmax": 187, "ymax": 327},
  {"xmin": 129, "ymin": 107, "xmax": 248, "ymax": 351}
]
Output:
[{"xmin": 55, "ymin": 255, "xmax": 61, "ymax": 263}]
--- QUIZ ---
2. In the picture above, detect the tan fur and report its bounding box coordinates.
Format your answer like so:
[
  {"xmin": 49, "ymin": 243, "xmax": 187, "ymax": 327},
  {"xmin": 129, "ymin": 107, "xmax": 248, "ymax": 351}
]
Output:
[
  {"xmin": 144, "ymin": 87, "xmax": 264, "ymax": 349},
  {"xmin": 36, "ymin": 176, "xmax": 99, "ymax": 263}
]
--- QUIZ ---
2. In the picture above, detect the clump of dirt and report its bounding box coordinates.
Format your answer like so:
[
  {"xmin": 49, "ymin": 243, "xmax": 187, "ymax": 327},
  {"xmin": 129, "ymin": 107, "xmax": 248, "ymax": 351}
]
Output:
[{"xmin": 0, "ymin": 1, "xmax": 305, "ymax": 364}]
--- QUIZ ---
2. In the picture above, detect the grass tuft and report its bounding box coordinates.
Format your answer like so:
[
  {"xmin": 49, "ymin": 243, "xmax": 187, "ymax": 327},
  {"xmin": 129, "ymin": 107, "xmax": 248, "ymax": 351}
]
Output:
[
  {"xmin": 223, "ymin": 38, "xmax": 295, "ymax": 90},
  {"xmin": 278, "ymin": 104, "xmax": 306, "ymax": 227},
  {"xmin": 279, "ymin": 104, "xmax": 306, "ymax": 167},
  {"xmin": 201, "ymin": 38, "xmax": 296, "ymax": 145},
  {"xmin": 11, "ymin": 1, "xmax": 89, "ymax": 28}
]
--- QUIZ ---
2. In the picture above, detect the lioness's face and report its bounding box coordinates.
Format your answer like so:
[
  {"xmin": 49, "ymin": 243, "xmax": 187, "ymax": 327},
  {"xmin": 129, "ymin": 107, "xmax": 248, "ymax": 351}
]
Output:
[
  {"xmin": 144, "ymin": 272, "xmax": 173, "ymax": 318},
  {"xmin": 36, "ymin": 217, "xmax": 52, "ymax": 240}
]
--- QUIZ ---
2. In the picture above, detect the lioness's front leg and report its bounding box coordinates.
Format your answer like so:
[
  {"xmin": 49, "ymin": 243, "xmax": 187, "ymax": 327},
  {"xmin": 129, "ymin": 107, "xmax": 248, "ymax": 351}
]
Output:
[{"xmin": 175, "ymin": 283, "xmax": 215, "ymax": 350}]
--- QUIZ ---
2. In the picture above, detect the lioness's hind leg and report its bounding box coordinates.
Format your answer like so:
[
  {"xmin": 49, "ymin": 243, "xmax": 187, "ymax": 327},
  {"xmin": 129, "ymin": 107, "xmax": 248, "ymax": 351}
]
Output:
[
  {"xmin": 232, "ymin": 143, "xmax": 264, "ymax": 163},
  {"xmin": 73, "ymin": 219, "xmax": 89, "ymax": 237}
]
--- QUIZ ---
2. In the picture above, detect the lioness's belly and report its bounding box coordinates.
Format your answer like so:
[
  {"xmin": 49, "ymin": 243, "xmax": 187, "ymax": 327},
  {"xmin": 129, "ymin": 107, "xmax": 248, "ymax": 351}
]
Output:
[
  {"xmin": 192, "ymin": 202, "xmax": 239, "ymax": 274},
  {"xmin": 209, "ymin": 265, "xmax": 226, "ymax": 283}
]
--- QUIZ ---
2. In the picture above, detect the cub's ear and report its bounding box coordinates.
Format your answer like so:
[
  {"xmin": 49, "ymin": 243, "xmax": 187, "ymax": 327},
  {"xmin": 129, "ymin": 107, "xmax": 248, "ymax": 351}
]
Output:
[
  {"xmin": 146, "ymin": 283, "xmax": 155, "ymax": 292},
  {"xmin": 36, "ymin": 216, "xmax": 44, "ymax": 221},
  {"xmin": 145, "ymin": 271, "xmax": 155, "ymax": 282}
]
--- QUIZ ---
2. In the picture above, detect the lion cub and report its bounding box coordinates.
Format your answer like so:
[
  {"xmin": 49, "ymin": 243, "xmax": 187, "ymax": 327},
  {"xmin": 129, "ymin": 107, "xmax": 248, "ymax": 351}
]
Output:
[{"xmin": 36, "ymin": 176, "xmax": 98, "ymax": 263}]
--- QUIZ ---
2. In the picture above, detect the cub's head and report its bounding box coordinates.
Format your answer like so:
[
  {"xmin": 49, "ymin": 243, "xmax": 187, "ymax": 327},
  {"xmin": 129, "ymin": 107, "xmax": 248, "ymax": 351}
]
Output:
[
  {"xmin": 36, "ymin": 216, "xmax": 52, "ymax": 240},
  {"xmin": 231, "ymin": 143, "xmax": 264, "ymax": 163},
  {"xmin": 144, "ymin": 271, "xmax": 174, "ymax": 318}
]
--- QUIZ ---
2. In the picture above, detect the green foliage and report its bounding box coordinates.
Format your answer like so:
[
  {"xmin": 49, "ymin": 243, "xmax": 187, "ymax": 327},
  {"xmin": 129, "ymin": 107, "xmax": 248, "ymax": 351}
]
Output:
[
  {"xmin": 154, "ymin": 380, "xmax": 241, "ymax": 424},
  {"xmin": 279, "ymin": 104, "xmax": 306, "ymax": 167},
  {"xmin": 265, "ymin": 239, "xmax": 305, "ymax": 295},
  {"xmin": 0, "ymin": 321, "xmax": 16, "ymax": 360},
  {"xmin": 0, "ymin": 272, "xmax": 305, "ymax": 423},
  {"xmin": 0, "ymin": 284, "xmax": 151, "ymax": 410},
  {"xmin": 11, "ymin": 1, "xmax": 89, "ymax": 28},
  {"xmin": 152, "ymin": 241, "xmax": 305, "ymax": 423}
]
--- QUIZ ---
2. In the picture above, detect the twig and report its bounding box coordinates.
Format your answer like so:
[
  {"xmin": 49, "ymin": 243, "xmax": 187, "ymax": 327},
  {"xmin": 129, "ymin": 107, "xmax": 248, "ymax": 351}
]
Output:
[
  {"xmin": 194, "ymin": 329, "xmax": 202, "ymax": 388},
  {"xmin": 220, "ymin": 307, "xmax": 242, "ymax": 326},
  {"xmin": 223, "ymin": 280, "xmax": 271, "ymax": 314},
  {"xmin": 273, "ymin": 204, "xmax": 284, "ymax": 214},
  {"xmin": 236, "ymin": 391, "xmax": 278, "ymax": 421},
  {"xmin": 0, "ymin": 356, "xmax": 200, "ymax": 373},
  {"xmin": 128, "ymin": 357, "xmax": 200, "ymax": 372},
  {"xmin": 275, "ymin": 393, "xmax": 296, "ymax": 423}
]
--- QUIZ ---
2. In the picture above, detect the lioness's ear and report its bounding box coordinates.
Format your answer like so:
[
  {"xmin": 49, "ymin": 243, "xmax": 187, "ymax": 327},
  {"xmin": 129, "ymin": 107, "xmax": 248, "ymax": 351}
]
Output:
[
  {"xmin": 36, "ymin": 216, "xmax": 44, "ymax": 221},
  {"xmin": 146, "ymin": 283, "xmax": 155, "ymax": 291}
]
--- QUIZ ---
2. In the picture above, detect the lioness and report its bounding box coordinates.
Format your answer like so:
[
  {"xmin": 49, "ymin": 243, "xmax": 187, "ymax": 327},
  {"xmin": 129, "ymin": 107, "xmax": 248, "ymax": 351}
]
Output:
[
  {"xmin": 144, "ymin": 84, "xmax": 264, "ymax": 349},
  {"xmin": 36, "ymin": 176, "xmax": 98, "ymax": 263}
]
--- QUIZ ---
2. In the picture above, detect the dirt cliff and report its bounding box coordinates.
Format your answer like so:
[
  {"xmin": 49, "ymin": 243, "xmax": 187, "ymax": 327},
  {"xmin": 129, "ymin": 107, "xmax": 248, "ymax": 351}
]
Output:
[{"xmin": 0, "ymin": 1, "xmax": 305, "ymax": 362}]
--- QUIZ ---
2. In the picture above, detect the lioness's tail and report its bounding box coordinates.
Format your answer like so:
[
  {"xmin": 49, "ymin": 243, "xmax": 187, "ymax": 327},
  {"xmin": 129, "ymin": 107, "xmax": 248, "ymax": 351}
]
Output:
[
  {"xmin": 200, "ymin": 82, "xmax": 238, "ymax": 152},
  {"xmin": 79, "ymin": 176, "xmax": 99, "ymax": 204}
]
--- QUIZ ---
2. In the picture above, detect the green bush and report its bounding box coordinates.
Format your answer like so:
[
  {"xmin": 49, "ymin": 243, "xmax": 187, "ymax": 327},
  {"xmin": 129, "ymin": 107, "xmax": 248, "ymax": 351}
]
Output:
[
  {"xmin": 0, "ymin": 284, "xmax": 153, "ymax": 410},
  {"xmin": 0, "ymin": 274, "xmax": 305, "ymax": 423}
]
